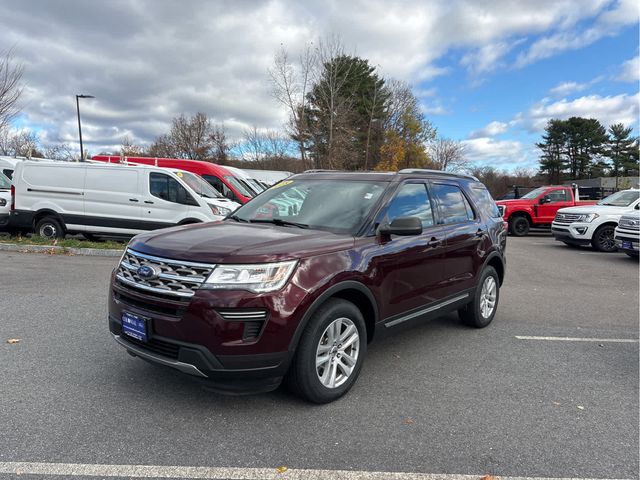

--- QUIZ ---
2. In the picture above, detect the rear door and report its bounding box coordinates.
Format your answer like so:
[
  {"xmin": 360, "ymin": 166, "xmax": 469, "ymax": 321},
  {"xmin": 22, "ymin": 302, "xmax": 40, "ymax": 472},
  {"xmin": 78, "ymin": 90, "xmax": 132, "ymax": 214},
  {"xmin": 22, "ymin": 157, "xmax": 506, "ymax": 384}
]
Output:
[
  {"xmin": 431, "ymin": 181, "xmax": 483, "ymax": 297},
  {"xmin": 143, "ymin": 172, "xmax": 197, "ymax": 228}
]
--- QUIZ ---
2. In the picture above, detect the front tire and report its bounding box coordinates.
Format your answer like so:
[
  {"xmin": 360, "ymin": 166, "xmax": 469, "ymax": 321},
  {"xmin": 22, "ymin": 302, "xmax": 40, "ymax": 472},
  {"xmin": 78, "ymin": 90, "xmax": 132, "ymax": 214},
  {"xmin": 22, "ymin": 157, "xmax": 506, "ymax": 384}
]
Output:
[
  {"xmin": 591, "ymin": 225, "xmax": 616, "ymax": 252},
  {"xmin": 509, "ymin": 216, "xmax": 530, "ymax": 237},
  {"xmin": 35, "ymin": 217, "xmax": 65, "ymax": 240},
  {"xmin": 459, "ymin": 266, "xmax": 500, "ymax": 328},
  {"xmin": 286, "ymin": 299, "xmax": 367, "ymax": 404}
]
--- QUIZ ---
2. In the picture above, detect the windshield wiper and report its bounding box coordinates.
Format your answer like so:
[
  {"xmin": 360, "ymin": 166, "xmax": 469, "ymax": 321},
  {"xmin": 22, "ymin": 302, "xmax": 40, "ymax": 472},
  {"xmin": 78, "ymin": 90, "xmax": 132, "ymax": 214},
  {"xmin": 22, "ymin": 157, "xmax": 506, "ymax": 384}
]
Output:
[
  {"xmin": 227, "ymin": 214, "xmax": 249, "ymax": 223},
  {"xmin": 249, "ymin": 218, "xmax": 309, "ymax": 229}
]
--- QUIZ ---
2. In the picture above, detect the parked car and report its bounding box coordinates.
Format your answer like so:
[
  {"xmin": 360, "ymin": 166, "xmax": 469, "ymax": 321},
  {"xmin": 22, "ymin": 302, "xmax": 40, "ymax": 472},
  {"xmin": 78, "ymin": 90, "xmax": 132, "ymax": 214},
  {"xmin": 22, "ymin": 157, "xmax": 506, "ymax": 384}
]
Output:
[
  {"xmin": 496, "ymin": 185, "xmax": 597, "ymax": 236},
  {"xmin": 91, "ymin": 156, "xmax": 255, "ymax": 204},
  {"xmin": 9, "ymin": 161, "xmax": 227, "ymax": 239},
  {"xmin": 108, "ymin": 169, "xmax": 506, "ymax": 403},
  {"xmin": 614, "ymin": 212, "xmax": 640, "ymax": 257},
  {"xmin": 224, "ymin": 166, "xmax": 265, "ymax": 195},
  {"xmin": 166, "ymin": 169, "xmax": 240, "ymax": 217},
  {"xmin": 243, "ymin": 168, "xmax": 293, "ymax": 186},
  {"xmin": 551, "ymin": 189, "xmax": 640, "ymax": 252},
  {"xmin": 0, "ymin": 172, "xmax": 11, "ymax": 231}
]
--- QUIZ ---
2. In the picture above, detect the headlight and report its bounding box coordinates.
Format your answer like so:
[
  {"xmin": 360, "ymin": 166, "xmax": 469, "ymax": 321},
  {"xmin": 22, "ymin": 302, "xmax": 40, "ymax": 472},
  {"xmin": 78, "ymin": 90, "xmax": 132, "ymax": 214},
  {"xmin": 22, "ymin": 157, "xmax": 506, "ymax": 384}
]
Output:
[
  {"xmin": 578, "ymin": 213, "xmax": 599, "ymax": 222},
  {"xmin": 202, "ymin": 260, "xmax": 297, "ymax": 293},
  {"xmin": 210, "ymin": 205, "xmax": 231, "ymax": 216},
  {"xmin": 0, "ymin": 198, "xmax": 6, "ymax": 207}
]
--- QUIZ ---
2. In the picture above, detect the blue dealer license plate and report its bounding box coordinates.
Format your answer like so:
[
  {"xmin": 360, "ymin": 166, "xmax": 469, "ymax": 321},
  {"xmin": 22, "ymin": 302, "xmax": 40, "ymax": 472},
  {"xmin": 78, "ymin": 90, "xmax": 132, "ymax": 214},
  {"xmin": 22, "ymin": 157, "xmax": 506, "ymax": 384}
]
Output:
[
  {"xmin": 622, "ymin": 241, "xmax": 634, "ymax": 250},
  {"xmin": 122, "ymin": 312, "xmax": 148, "ymax": 342}
]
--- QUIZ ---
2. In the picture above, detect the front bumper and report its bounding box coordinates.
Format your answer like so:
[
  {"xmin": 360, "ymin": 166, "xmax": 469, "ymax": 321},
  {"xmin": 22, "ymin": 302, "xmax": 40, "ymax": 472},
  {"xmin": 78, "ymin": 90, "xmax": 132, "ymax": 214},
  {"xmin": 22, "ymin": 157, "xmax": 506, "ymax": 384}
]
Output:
[
  {"xmin": 108, "ymin": 269, "xmax": 309, "ymax": 393},
  {"xmin": 551, "ymin": 221, "xmax": 595, "ymax": 245},
  {"xmin": 615, "ymin": 232, "xmax": 639, "ymax": 255}
]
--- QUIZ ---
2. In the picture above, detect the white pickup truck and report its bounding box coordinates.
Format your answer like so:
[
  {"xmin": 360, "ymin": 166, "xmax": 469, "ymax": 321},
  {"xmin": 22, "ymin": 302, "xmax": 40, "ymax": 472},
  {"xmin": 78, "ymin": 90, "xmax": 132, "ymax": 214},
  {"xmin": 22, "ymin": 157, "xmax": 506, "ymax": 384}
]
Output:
[{"xmin": 551, "ymin": 188, "xmax": 640, "ymax": 252}]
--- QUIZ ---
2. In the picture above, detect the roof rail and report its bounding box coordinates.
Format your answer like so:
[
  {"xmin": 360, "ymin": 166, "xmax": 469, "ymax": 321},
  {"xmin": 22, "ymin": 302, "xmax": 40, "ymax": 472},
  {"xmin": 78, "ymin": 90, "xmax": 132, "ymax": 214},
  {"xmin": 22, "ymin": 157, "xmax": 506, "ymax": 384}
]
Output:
[
  {"xmin": 398, "ymin": 168, "xmax": 478, "ymax": 181},
  {"xmin": 303, "ymin": 169, "xmax": 339, "ymax": 173}
]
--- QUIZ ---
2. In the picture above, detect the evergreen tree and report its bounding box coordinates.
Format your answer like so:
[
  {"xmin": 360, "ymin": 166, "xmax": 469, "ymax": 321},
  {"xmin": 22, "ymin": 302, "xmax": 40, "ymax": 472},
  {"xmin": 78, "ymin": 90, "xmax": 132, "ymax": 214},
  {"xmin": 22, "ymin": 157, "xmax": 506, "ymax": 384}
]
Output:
[
  {"xmin": 537, "ymin": 119, "xmax": 567, "ymax": 184},
  {"xmin": 605, "ymin": 123, "xmax": 639, "ymax": 187}
]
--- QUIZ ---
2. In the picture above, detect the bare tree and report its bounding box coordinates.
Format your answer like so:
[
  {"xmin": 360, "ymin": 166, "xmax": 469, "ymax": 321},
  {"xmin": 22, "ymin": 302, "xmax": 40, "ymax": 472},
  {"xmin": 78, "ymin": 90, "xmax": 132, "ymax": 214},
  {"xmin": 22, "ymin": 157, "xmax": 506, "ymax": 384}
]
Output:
[
  {"xmin": 237, "ymin": 126, "xmax": 268, "ymax": 168},
  {"xmin": 44, "ymin": 143, "xmax": 74, "ymax": 161},
  {"xmin": 269, "ymin": 44, "xmax": 315, "ymax": 169},
  {"xmin": 428, "ymin": 137, "xmax": 467, "ymax": 171},
  {"xmin": 0, "ymin": 49, "xmax": 24, "ymax": 133},
  {"xmin": 120, "ymin": 135, "xmax": 144, "ymax": 156},
  {"xmin": 0, "ymin": 129, "xmax": 42, "ymax": 157}
]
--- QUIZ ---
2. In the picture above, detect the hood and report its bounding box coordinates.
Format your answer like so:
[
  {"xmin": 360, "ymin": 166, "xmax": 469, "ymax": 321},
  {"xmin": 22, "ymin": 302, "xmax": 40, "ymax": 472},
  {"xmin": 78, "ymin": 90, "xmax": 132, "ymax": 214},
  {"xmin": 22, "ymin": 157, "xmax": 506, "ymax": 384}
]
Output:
[
  {"xmin": 496, "ymin": 198, "xmax": 533, "ymax": 206},
  {"xmin": 128, "ymin": 221, "xmax": 355, "ymax": 264},
  {"xmin": 558, "ymin": 204, "xmax": 637, "ymax": 216}
]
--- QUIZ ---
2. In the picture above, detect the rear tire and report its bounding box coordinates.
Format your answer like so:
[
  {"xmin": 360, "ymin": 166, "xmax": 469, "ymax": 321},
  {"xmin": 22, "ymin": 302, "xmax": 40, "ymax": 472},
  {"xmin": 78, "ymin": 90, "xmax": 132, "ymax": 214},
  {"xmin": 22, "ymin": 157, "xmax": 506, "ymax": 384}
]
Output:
[
  {"xmin": 509, "ymin": 216, "xmax": 530, "ymax": 237},
  {"xmin": 35, "ymin": 217, "xmax": 65, "ymax": 240},
  {"xmin": 591, "ymin": 225, "xmax": 616, "ymax": 252},
  {"xmin": 285, "ymin": 299, "xmax": 366, "ymax": 404},
  {"xmin": 459, "ymin": 266, "xmax": 500, "ymax": 328}
]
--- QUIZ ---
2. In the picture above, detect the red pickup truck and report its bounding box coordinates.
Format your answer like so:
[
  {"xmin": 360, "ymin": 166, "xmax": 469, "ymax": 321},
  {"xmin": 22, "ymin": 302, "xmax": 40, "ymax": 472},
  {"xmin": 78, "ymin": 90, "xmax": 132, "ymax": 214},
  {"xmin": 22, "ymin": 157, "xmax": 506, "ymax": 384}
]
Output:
[{"xmin": 496, "ymin": 186, "xmax": 597, "ymax": 236}]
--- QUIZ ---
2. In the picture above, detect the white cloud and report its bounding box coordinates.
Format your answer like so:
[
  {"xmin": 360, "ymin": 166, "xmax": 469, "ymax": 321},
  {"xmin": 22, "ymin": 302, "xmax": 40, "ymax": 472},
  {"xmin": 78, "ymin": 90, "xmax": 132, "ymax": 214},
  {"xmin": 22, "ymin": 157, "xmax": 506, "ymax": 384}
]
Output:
[
  {"xmin": 549, "ymin": 81, "xmax": 589, "ymax": 97},
  {"xmin": 522, "ymin": 92, "xmax": 640, "ymax": 132},
  {"xmin": 618, "ymin": 55, "xmax": 640, "ymax": 83},
  {"xmin": 462, "ymin": 137, "xmax": 528, "ymax": 167},
  {"xmin": 515, "ymin": 0, "xmax": 638, "ymax": 67},
  {"xmin": 469, "ymin": 121, "xmax": 510, "ymax": 139}
]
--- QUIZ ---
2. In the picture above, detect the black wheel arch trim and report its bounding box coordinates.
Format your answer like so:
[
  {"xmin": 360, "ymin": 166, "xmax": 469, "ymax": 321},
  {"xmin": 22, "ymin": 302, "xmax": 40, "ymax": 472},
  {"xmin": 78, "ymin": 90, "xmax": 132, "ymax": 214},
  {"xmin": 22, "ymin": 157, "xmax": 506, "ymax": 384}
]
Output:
[
  {"xmin": 481, "ymin": 250, "xmax": 506, "ymax": 285},
  {"xmin": 34, "ymin": 209, "xmax": 67, "ymax": 229},
  {"xmin": 287, "ymin": 280, "xmax": 379, "ymax": 356}
]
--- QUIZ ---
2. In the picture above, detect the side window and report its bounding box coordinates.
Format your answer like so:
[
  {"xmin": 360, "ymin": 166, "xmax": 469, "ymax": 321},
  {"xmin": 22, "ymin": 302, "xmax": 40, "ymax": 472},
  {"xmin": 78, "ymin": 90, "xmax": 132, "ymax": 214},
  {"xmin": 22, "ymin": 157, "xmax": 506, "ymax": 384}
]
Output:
[
  {"xmin": 432, "ymin": 183, "xmax": 475, "ymax": 224},
  {"xmin": 150, "ymin": 172, "xmax": 194, "ymax": 205},
  {"xmin": 3, "ymin": 169, "xmax": 13, "ymax": 179},
  {"xmin": 384, "ymin": 183, "xmax": 434, "ymax": 228},
  {"xmin": 469, "ymin": 184, "xmax": 501, "ymax": 218},
  {"xmin": 548, "ymin": 189, "xmax": 570, "ymax": 202}
]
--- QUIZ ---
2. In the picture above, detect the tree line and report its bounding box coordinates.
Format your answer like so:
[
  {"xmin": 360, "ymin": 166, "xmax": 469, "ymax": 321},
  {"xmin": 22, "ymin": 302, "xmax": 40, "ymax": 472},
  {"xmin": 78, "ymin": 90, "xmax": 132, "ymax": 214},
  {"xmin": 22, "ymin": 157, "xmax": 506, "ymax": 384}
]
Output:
[{"xmin": 538, "ymin": 117, "xmax": 639, "ymax": 184}]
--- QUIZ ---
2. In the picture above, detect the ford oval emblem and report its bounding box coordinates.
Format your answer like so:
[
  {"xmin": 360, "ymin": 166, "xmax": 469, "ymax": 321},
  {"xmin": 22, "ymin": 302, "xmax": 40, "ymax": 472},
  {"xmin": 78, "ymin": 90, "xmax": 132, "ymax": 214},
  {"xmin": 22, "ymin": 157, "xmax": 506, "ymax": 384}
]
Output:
[{"xmin": 137, "ymin": 265, "xmax": 160, "ymax": 280}]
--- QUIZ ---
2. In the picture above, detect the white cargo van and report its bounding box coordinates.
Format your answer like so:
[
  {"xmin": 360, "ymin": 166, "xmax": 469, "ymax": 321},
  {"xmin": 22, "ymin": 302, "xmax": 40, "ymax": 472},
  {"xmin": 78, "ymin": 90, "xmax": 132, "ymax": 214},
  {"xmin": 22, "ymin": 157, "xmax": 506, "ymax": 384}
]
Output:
[
  {"xmin": 0, "ymin": 156, "xmax": 55, "ymax": 179},
  {"xmin": 10, "ymin": 161, "xmax": 231, "ymax": 238}
]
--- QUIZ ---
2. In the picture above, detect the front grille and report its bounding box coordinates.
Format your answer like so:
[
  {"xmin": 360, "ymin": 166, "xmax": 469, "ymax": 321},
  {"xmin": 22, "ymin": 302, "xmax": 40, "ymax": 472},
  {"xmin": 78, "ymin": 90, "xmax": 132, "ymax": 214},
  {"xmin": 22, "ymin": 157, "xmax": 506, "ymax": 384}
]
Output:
[
  {"xmin": 618, "ymin": 216, "xmax": 640, "ymax": 231},
  {"xmin": 554, "ymin": 212, "xmax": 582, "ymax": 224},
  {"xmin": 498, "ymin": 205, "xmax": 505, "ymax": 217},
  {"xmin": 116, "ymin": 249, "xmax": 215, "ymax": 298},
  {"xmin": 121, "ymin": 334, "xmax": 180, "ymax": 359}
]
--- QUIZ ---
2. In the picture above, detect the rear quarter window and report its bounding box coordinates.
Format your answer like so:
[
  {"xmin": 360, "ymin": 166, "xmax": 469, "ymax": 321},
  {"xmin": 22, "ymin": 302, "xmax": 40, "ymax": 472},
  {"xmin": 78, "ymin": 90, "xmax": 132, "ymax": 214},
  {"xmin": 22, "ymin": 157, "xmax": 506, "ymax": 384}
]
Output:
[{"xmin": 468, "ymin": 183, "xmax": 501, "ymax": 218}]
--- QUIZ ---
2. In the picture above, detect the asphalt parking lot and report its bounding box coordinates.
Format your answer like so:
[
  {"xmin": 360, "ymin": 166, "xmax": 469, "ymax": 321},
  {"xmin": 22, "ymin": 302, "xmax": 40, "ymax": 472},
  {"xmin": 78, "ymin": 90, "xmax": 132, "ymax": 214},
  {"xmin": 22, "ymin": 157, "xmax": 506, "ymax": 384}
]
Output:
[{"xmin": 0, "ymin": 234, "xmax": 638, "ymax": 479}]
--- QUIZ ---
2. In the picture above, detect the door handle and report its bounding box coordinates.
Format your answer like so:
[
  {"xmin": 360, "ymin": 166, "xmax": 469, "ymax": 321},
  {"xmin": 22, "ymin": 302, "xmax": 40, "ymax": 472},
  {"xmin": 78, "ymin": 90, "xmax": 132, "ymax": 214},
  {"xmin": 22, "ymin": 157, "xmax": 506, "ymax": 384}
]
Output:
[
  {"xmin": 144, "ymin": 200, "xmax": 154, "ymax": 204},
  {"xmin": 129, "ymin": 198, "xmax": 139, "ymax": 203},
  {"xmin": 427, "ymin": 236, "xmax": 441, "ymax": 248}
]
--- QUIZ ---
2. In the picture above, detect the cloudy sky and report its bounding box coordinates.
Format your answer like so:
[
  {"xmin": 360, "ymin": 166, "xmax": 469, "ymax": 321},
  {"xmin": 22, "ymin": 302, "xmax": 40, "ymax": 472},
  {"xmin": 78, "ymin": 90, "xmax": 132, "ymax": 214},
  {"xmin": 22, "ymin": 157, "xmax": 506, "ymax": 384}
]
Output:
[{"xmin": 1, "ymin": 0, "xmax": 638, "ymax": 170}]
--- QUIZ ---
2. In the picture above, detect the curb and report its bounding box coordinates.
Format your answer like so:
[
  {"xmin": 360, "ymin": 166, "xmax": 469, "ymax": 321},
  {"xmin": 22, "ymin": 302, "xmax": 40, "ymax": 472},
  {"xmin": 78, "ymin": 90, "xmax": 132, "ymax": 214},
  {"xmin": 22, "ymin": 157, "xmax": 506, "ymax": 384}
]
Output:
[{"xmin": 0, "ymin": 243, "xmax": 124, "ymax": 257}]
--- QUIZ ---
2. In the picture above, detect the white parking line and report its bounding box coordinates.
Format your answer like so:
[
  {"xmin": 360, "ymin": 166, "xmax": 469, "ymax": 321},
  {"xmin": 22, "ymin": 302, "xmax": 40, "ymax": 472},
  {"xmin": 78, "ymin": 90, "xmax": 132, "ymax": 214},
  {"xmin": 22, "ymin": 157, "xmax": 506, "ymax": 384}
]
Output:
[
  {"xmin": 515, "ymin": 336, "xmax": 639, "ymax": 343},
  {"xmin": 0, "ymin": 462, "xmax": 633, "ymax": 480}
]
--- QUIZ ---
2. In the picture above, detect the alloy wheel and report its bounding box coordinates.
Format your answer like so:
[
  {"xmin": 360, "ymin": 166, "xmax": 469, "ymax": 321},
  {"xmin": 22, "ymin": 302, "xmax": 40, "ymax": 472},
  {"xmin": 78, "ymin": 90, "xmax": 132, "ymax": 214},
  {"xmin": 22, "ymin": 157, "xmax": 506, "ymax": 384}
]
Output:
[
  {"xmin": 315, "ymin": 317, "xmax": 360, "ymax": 389},
  {"xmin": 479, "ymin": 276, "xmax": 497, "ymax": 319}
]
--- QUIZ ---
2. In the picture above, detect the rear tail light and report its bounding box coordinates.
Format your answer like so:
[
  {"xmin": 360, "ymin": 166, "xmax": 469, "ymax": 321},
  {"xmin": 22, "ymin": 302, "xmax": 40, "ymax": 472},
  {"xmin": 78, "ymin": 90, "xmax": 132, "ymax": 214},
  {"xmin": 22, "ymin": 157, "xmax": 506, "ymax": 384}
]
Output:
[{"xmin": 10, "ymin": 185, "xmax": 15, "ymax": 211}]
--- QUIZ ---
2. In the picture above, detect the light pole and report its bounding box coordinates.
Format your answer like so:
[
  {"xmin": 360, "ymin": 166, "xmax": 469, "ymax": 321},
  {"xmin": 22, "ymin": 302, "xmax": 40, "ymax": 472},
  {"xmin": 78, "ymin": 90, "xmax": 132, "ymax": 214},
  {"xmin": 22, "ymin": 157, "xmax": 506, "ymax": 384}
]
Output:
[{"xmin": 76, "ymin": 94, "xmax": 94, "ymax": 161}]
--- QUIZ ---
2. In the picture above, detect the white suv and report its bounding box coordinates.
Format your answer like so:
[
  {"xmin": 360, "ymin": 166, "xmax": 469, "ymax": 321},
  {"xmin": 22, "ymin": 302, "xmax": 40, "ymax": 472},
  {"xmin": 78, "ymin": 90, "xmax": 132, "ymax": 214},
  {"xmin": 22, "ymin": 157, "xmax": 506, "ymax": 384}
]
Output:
[
  {"xmin": 551, "ymin": 189, "xmax": 640, "ymax": 252},
  {"xmin": 615, "ymin": 212, "xmax": 640, "ymax": 257}
]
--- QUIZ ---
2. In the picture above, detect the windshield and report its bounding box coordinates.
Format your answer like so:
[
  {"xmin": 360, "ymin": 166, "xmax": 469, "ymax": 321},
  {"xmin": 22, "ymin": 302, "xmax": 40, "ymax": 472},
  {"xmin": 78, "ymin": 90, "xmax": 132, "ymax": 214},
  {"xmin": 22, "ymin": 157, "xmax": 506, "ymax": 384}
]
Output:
[
  {"xmin": 0, "ymin": 172, "xmax": 10, "ymax": 189},
  {"xmin": 173, "ymin": 171, "xmax": 222, "ymax": 199},
  {"xmin": 520, "ymin": 187, "xmax": 548, "ymax": 200},
  {"xmin": 230, "ymin": 178, "xmax": 387, "ymax": 234},
  {"xmin": 597, "ymin": 190, "xmax": 640, "ymax": 207},
  {"xmin": 224, "ymin": 175, "xmax": 253, "ymax": 197},
  {"xmin": 246, "ymin": 178, "xmax": 265, "ymax": 192}
]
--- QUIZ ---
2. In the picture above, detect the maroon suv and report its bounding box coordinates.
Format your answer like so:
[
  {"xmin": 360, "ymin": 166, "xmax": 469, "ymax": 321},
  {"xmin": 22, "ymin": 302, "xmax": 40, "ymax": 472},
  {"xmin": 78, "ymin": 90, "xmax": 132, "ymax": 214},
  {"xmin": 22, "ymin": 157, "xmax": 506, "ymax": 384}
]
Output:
[{"xmin": 109, "ymin": 169, "xmax": 506, "ymax": 403}]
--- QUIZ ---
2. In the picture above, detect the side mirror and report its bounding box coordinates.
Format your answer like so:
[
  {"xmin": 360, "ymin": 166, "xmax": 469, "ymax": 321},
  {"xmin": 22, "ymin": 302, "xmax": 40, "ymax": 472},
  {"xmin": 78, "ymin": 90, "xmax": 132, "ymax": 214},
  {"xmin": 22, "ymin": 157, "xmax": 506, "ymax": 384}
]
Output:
[
  {"xmin": 378, "ymin": 216, "xmax": 423, "ymax": 237},
  {"xmin": 540, "ymin": 195, "xmax": 550, "ymax": 204}
]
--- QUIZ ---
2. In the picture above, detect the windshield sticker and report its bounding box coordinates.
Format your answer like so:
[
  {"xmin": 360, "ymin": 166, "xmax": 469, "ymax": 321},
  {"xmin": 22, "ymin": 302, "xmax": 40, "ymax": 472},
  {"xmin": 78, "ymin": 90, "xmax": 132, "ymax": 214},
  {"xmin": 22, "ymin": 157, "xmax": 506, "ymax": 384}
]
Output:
[
  {"xmin": 271, "ymin": 180, "xmax": 294, "ymax": 189},
  {"xmin": 176, "ymin": 172, "xmax": 183, "ymax": 178}
]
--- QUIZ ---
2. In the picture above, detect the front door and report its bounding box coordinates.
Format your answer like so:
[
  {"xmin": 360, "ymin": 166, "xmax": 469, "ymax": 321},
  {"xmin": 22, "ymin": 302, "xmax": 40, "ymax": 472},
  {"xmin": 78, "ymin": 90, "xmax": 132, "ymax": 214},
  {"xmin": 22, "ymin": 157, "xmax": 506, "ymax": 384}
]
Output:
[
  {"xmin": 372, "ymin": 181, "xmax": 449, "ymax": 321},
  {"xmin": 143, "ymin": 172, "xmax": 195, "ymax": 229},
  {"xmin": 536, "ymin": 187, "xmax": 573, "ymax": 223}
]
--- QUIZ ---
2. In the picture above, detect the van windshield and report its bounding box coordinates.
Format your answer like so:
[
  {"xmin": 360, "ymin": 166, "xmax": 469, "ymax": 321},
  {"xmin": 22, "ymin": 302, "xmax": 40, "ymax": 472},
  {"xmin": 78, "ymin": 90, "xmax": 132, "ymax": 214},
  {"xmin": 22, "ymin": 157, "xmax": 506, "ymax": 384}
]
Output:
[
  {"xmin": 224, "ymin": 175, "xmax": 253, "ymax": 197},
  {"xmin": 229, "ymin": 178, "xmax": 386, "ymax": 234},
  {"xmin": 173, "ymin": 171, "xmax": 222, "ymax": 199},
  {"xmin": 0, "ymin": 172, "xmax": 10, "ymax": 189}
]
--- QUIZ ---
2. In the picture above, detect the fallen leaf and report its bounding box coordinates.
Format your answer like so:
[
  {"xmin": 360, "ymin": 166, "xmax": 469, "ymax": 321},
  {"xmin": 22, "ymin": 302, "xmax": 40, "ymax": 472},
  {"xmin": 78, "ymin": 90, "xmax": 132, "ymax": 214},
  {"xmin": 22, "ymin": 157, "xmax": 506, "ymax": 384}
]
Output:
[
  {"xmin": 480, "ymin": 475, "xmax": 498, "ymax": 480},
  {"xmin": 393, "ymin": 354, "xmax": 400, "ymax": 359},
  {"xmin": 552, "ymin": 401, "xmax": 561, "ymax": 406},
  {"xmin": 276, "ymin": 466, "xmax": 288, "ymax": 474},
  {"xmin": 404, "ymin": 417, "xmax": 414, "ymax": 424},
  {"xmin": 577, "ymin": 405, "xmax": 584, "ymax": 410},
  {"xmin": 6, "ymin": 338, "xmax": 20, "ymax": 344}
]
